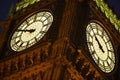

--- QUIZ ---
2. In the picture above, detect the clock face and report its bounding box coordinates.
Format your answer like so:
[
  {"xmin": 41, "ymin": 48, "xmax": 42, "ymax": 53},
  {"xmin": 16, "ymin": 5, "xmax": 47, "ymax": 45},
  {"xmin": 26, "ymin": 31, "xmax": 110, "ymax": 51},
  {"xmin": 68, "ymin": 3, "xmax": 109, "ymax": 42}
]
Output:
[
  {"xmin": 10, "ymin": 11, "xmax": 53, "ymax": 52},
  {"xmin": 86, "ymin": 21, "xmax": 115, "ymax": 73}
]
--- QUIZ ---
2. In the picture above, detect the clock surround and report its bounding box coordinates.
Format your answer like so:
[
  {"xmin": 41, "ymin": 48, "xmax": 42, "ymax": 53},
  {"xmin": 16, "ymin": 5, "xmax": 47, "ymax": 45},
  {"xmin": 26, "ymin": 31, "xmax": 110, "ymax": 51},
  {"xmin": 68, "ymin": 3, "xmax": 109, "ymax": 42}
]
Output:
[
  {"xmin": 9, "ymin": 11, "xmax": 53, "ymax": 52},
  {"xmin": 86, "ymin": 20, "xmax": 117, "ymax": 73}
]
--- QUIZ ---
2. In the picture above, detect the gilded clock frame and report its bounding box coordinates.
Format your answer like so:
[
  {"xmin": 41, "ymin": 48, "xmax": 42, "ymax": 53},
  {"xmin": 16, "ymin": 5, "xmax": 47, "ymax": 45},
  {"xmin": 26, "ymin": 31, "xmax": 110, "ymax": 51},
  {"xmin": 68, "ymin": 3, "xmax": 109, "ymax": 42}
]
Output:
[
  {"xmin": 8, "ymin": 9, "xmax": 54, "ymax": 53},
  {"xmin": 85, "ymin": 20, "xmax": 118, "ymax": 74}
]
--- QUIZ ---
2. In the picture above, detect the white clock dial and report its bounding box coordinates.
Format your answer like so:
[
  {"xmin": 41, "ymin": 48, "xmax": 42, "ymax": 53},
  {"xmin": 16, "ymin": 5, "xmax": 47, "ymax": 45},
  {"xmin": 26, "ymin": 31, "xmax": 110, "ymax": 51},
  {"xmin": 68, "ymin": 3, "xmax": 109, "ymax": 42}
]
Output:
[
  {"xmin": 10, "ymin": 11, "xmax": 53, "ymax": 52},
  {"xmin": 86, "ymin": 21, "xmax": 115, "ymax": 73}
]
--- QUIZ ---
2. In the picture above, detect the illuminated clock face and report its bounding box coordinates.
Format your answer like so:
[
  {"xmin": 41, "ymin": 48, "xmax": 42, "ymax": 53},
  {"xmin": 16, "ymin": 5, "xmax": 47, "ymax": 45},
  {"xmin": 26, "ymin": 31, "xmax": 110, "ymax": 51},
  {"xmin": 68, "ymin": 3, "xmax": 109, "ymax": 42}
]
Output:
[
  {"xmin": 10, "ymin": 11, "xmax": 53, "ymax": 52},
  {"xmin": 86, "ymin": 21, "xmax": 115, "ymax": 73}
]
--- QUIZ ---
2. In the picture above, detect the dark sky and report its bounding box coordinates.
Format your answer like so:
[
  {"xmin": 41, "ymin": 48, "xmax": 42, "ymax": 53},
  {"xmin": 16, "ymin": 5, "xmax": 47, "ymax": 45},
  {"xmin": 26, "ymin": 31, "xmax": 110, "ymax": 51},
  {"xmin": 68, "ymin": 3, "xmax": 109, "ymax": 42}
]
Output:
[
  {"xmin": 0, "ymin": 0, "xmax": 18, "ymax": 32},
  {"xmin": 0, "ymin": 0, "xmax": 120, "ymax": 32},
  {"xmin": 106, "ymin": 0, "xmax": 120, "ymax": 19},
  {"xmin": 0, "ymin": 0, "xmax": 18, "ymax": 21},
  {"xmin": 0, "ymin": 0, "xmax": 120, "ymax": 21}
]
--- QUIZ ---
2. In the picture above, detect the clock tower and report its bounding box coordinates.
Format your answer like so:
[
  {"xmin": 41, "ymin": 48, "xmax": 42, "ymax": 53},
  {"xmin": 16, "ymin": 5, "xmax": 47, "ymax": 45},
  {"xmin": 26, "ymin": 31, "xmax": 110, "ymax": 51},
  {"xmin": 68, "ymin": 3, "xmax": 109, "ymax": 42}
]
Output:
[{"xmin": 0, "ymin": 0, "xmax": 120, "ymax": 80}]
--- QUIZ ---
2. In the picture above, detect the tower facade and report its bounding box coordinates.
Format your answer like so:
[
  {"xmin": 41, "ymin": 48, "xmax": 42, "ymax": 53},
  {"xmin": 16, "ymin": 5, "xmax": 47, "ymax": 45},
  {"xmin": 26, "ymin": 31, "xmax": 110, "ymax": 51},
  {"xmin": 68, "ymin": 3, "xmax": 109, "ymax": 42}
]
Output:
[{"xmin": 0, "ymin": 0, "xmax": 120, "ymax": 80}]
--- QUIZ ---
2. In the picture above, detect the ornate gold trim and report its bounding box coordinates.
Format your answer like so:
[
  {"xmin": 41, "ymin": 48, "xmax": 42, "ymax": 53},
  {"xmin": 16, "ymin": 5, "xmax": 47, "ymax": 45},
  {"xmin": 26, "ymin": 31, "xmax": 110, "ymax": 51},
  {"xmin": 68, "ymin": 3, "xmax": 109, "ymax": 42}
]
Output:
[
  {"xmin": 16, "ymin": 0, "xmax": 40, "ymax": 11},
  {"xmin": 95, "ymin": 0, "xmax": 120, "ymax": 33}
]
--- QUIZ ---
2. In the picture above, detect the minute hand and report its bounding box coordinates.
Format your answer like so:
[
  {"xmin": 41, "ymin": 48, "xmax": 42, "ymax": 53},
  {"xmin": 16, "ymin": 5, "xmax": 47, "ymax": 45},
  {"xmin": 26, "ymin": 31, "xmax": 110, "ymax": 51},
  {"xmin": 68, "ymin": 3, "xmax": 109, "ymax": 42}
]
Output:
[
  {"xmin": 17, "ymin": 29, "xmax": 35, "ymax": 33},
  {"xmin": 95, "ymin": 37, "xmax": 104, "ymax": 53}
]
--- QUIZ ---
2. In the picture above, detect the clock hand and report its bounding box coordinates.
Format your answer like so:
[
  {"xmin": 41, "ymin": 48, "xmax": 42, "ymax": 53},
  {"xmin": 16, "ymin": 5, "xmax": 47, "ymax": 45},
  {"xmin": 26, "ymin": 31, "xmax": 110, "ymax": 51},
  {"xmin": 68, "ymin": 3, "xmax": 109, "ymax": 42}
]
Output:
[
  {"xmin": 89, "ymin": 24, "xmax": 104, "ymax": 53},
  {"xmin": 17, "ymin": 29, "xmax": 35, "ymax": 33},
  {"xmin": 95, "ymin": 36, "xmax": 104, "ymax": 53}
]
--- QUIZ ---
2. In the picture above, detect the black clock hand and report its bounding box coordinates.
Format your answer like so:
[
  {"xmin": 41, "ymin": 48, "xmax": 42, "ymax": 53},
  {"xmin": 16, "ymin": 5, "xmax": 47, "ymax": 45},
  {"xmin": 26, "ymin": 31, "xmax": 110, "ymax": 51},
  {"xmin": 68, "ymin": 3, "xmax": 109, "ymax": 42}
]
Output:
[
  {"xmin": 89, "ymin": 24, "xmax": 104, "ymax": 53},
  {"xmin": 95, "ymin": 37, "xmax": 104, "ymax": 53},
  {"xmin": 17, "ymin": 29, "xmax": 35, "ymax": 33}
]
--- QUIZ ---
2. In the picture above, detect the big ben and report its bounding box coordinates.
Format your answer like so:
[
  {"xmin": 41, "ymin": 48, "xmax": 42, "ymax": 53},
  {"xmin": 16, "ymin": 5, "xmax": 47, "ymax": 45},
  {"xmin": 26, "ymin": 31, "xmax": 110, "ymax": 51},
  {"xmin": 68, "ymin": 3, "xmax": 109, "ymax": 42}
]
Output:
[{"xmin": 0, "ymin": 0, "xmax": 120, "ymax": 80}]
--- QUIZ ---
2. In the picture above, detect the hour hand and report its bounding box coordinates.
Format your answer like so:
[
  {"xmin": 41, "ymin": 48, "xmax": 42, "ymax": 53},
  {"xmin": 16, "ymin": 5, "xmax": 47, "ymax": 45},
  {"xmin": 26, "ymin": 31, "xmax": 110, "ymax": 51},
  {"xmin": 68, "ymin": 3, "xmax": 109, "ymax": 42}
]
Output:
[{"xmin": 17, "ymin": 29, "xmax": 35, "ymax": 33}]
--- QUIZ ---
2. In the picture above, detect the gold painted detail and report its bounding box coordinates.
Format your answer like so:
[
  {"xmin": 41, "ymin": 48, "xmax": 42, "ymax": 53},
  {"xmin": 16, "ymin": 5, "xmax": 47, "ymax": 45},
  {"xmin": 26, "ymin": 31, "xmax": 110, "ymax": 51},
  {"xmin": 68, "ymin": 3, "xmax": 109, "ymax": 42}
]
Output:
[
  {"xmin": 0, "ymin": 42, "xmax": 51, "ymax": 79},
  {"xmin": 16, "ymin": 0, "xmax": 40, "ymax": 11},
  {"xmin": 0, "ymin": 39, "xmax": 106, "ymax": 79},
  {"xmin": 51, "ymin": 37, "xmax": 105, "ymax": 79},
  {"xmin": 63, "ymin": 49, "xmax": 105, "ymax": 80},
  {"xmin": 3, "ymin": 61, "xmax": 53, "ymax": 80},
  {"xmin": 95, "ymin": 0, "xmax": 120, "ymax": 33}
]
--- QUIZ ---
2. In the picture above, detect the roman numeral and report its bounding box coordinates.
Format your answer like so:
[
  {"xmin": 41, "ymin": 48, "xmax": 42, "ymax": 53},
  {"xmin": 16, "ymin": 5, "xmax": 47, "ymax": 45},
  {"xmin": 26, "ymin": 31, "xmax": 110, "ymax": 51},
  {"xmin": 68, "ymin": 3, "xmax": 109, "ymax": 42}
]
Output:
[
  {"xmin": 101, "ymin": 31, "xmax": 104, "ymax": 38},
  {"xmin": 106, "ymin": 61, "xmax": 112, "ymax": 70},
  {"xmin": 97, "ymin": 57, "xmax": 100, "ymax": 65},
  {"xmin": 20, "ymin": 42, "xmax": 23, "ymax": 47},
  {"xmin": 35, "ymin": 37, "xmax": 38, "ymax": 42},
  {"xmin": 91, "ymin": 51, "xmax": 95, "ymax": 55},
  {"xmin": 40, "ymin": 31, "xmax": 46, "ymax": 33},
  {"xmin": 103, "ymin": 62, "xmax": 106, "ymax": 71},
  {"xmin": 108, "ymin": 56, "xmax": 115, "ymax": 64},
  {"xmin": 108, "ymin": 50, "xmax": 113, "ymax": 52},
  {"xmin": 12, "ymin": 35, "xmax": 21, "ymax": 40},
  {"xmin": 105, "ymin": 39, "xmax": 110, "ymax": 43},
  {"xmin": 42, "ymin": 15, "xmax": 51, "ymax": 22},
  {"xmin": 25, "ymin": 20, "xmax": 30, "ymax": 26},
  {"xmin": 34, "ymin": 14, "xmax": 37, "ymax": 21},
  {"xmin": 43, "ymin": 22, "xmax": 52, "ymax": 27},
  {"xmin": 26, "ymin": 42, "xmax": 29, "ymax": 48},
  {"xmin": 87, "ymin": 41, "xmax": 93, "ymax": 45},
  {"xmin": 16, "ymin": 40, "xmax": 20, "ymax": 45}
]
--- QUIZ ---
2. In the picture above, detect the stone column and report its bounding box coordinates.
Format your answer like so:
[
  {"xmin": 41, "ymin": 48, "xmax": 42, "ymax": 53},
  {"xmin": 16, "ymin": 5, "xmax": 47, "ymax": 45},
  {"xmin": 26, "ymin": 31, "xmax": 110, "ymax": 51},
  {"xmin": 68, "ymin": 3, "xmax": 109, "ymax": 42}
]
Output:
[{"xmin": 51, "ymin": 0, "xmax": 81, "ymax": 80}]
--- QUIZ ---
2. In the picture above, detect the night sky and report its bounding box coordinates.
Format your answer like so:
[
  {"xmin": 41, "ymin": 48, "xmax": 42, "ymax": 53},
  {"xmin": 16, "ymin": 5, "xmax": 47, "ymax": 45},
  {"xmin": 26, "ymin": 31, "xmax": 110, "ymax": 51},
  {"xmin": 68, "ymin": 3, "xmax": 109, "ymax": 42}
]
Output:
[
  {"xmin": 0, "ymin": 0, "xmax": 120, "ymax": 21},
  {"xmin": 0, "ymin": 0, "xmax": 18, "ymax": 32},
  {"xmin": 0, "ymin": 0, "xmax": 18, "ymax": 21},
  {"xmin": 106, "ymin": 0, "xmax": 120, "ymax": 19}
]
